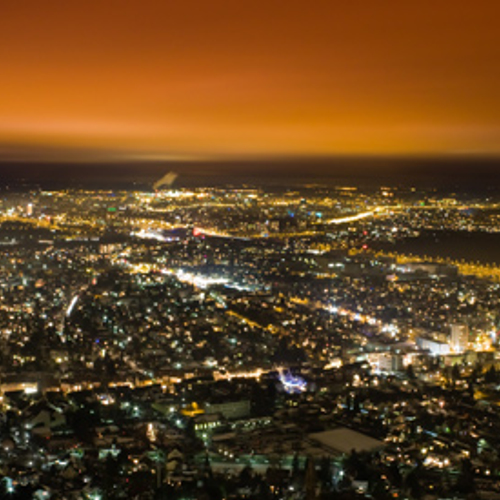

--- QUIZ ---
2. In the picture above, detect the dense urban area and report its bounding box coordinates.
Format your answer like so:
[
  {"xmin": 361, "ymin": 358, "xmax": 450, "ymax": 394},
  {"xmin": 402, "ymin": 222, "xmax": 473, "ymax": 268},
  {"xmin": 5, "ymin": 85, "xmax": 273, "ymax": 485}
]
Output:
[{"xmin": 2, "ymin": 184, "xmax": 500, "ymax": 499}]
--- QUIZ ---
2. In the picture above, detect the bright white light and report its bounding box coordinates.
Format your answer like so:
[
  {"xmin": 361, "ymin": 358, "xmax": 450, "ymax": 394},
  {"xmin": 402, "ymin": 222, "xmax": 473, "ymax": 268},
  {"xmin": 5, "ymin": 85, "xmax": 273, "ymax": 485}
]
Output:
[
  {"xmin": 163, "ymin": 268, "xmax": 229, "ymax": 289},
  {"xmin": 327, "ymin": 209, "xmax": 381, "ymax": 225},
  {"xmin": 132, "ymin": 229, "xmax": 173, "ymax": 242},
  {"xmin": 66, "ymin": 295, "xmax": 79, "ymax": 317}
]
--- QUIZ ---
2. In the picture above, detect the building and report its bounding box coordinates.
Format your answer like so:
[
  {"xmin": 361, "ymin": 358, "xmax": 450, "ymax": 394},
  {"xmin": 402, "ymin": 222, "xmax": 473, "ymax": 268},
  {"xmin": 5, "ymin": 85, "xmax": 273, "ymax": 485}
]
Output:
[
  {"xmin": 205, "ymin": 400, "xmax": 251, "ymax": 420},
  {"xmin": 450, "ymin": 323, "xmax": 469, "ymax": 353},
  {"xmin": 367, "ymin": 352, "xmax": 404, "ymax": 373},
  {"xmin": 417, "ymin": 337, "xmax": 450, "ymax": 356},
  {"xmin": 309, "ymin": 427, "xmax": 384, "ymax": 456}
]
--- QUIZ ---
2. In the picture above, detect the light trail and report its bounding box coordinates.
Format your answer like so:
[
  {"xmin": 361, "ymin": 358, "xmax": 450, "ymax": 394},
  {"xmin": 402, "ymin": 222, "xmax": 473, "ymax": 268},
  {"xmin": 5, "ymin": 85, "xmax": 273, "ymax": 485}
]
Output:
[
  {"xmin": 66, "ymin": 295, "xmax": 79, "ymax": 317},
  {"xmin": 161, "ymin": 268, "xmax": 230, "ymax": 289},
  {"xmin": 326, "ymin": 208, "xmax": 383, "ymax": 225},
  {"xmin": 289, "ymin": 296, "xmax": 399, "ymax": 336},
  {"xmin": 193, "ymin": 227, "xmax": 249, "ymax": 241}
]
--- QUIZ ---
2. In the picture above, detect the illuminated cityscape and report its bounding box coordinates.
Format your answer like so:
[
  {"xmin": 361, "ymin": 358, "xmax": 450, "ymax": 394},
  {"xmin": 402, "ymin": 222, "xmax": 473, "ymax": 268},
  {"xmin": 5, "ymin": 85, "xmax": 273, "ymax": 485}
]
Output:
[
  {"xmin": 0, "ymin": 183, "xmax": 500, "ymax": 498},
  {"xmin": 2, "ymin": 0, "xmax": 500, "ymax": 497}
]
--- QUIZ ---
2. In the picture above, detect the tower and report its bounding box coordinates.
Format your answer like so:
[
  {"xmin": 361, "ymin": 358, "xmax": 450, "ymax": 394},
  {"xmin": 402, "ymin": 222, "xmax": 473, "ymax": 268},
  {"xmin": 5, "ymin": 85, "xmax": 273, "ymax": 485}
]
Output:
[{"xmin": 450, "ymin": 324, "xmax": 468, "ymax": 353}]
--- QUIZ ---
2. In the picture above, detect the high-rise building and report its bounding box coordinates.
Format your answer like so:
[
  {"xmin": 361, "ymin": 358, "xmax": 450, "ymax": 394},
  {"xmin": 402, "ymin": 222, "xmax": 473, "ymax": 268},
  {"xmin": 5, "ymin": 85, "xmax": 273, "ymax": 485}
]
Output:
[{"xmin": 450, "ymin": 323, "xmax": 469, "ymax": 353}]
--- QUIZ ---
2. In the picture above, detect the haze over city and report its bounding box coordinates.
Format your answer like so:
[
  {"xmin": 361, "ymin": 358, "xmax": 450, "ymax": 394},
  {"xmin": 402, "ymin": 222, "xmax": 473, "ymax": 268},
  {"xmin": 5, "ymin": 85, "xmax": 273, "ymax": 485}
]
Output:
[{"xmin": 1, "ymin": 0, "xmax": 500, "ymax": 168}]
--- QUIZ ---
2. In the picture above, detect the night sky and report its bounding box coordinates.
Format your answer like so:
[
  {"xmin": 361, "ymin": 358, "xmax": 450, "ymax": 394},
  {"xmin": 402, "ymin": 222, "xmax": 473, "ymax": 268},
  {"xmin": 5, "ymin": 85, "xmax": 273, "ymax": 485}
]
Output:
[{"xmin": 1, "ymin": 0, "xmax": 499, "ymax": 182}]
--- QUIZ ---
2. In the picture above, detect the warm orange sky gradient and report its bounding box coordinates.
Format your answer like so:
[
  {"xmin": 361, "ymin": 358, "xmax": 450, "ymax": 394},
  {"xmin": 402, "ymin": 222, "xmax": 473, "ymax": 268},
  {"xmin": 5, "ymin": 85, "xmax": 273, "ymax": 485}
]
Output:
[{"xmin": 1, "ymin": 0, "xmax": 499, "ymax": 161}]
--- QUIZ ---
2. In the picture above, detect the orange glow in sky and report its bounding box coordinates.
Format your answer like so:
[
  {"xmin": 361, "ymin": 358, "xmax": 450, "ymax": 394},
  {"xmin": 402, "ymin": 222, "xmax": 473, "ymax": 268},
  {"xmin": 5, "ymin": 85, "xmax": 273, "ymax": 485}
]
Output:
[{"xmin": 1, "ymin": 0, "xmax": 499, "ymax": 161}]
